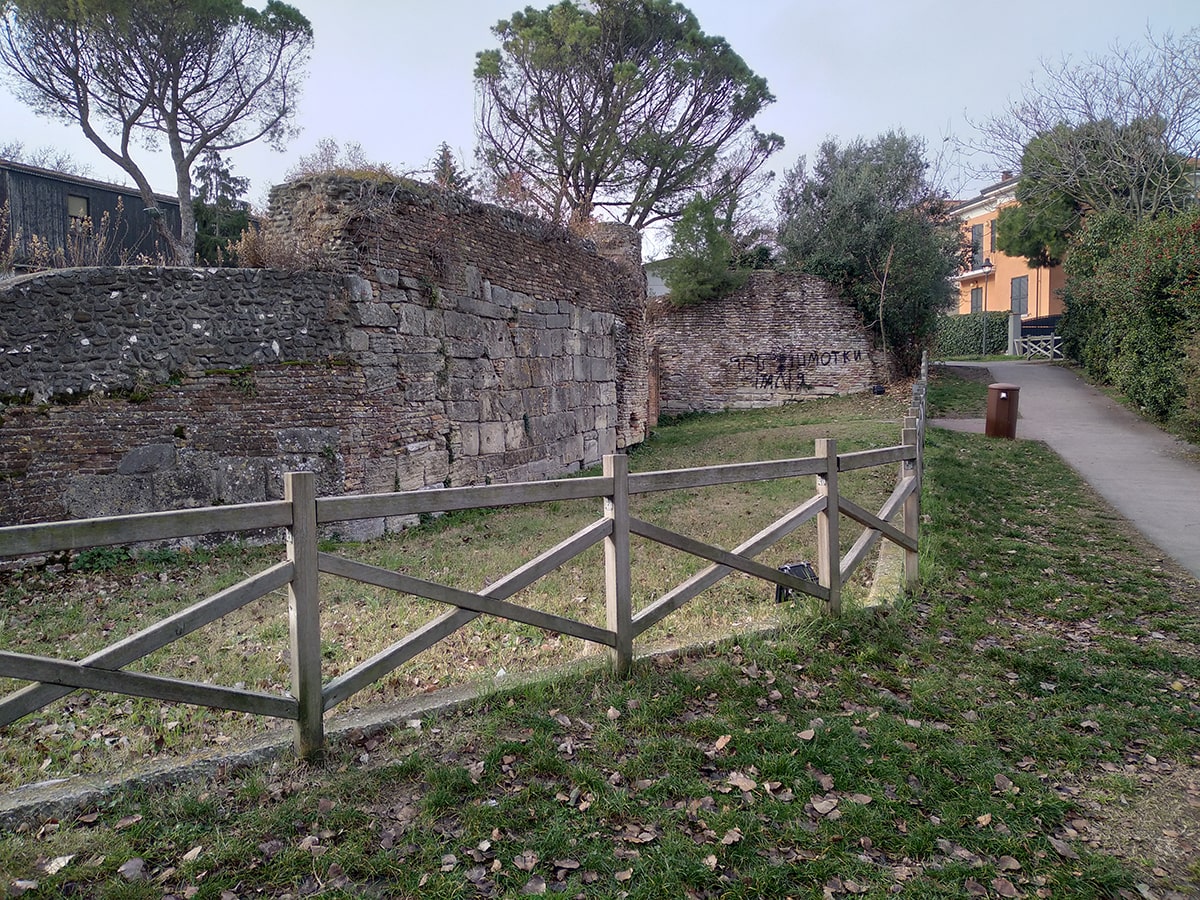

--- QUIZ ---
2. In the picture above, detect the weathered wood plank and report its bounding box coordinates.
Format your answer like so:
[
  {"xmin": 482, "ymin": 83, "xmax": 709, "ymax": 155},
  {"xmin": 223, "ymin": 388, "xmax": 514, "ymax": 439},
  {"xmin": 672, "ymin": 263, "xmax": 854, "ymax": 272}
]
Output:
[
  {"xmin": 839, "ymin": 477, "xmax": 916, "ymax": 580},
  {"xmin": 0, "ymin": 652, "xmax": 297, "ymax": 719},
  {"xmin": 838, "ymin": 445, "xmax": 913, "ymax": 472},
  {"xmin": 321, "ymin": 518, "xmax": 613, "ymax": 711},
  {"xmin": 323, "ymin": 608, "xmax": 479, "ymax": 712},
  {"xmin": 318, "ymin": 553, "xmax": 616, "ymax": 647},
  {"xmin": 840, "ymin": 525, "xmax": 883, "ymax": 583},
  {"xmin": 286, "ymin": 472, "xmax": 323, "ymax": 760},
  {"xmin": 838, "ymin": 496, "xmax": 916, "ymax": 552},
  {"xmin": 816, "ymin": 439, "xmax": 842, "ymax": 616},
  {"xmin": 902, "ymin": 425, "xmax": 920, "ymax": 586},
  {"xmin": 488, "ymin": 517, "xmax": 613, "ymax": 597},
  {"xmin": 0, "ymin": 560, "xmax": 294, "ymax": 728},
  {"xmin": 316, "ymin": 477, "xmax": 612, "ymax": 524},
  {"xmin": 628, "ymin": 456, "xmax": 826, "ymax": 495},
  {"xmin": 629, "ymin": 517, "xmax": 828, "ymax": 601},
  {"xmin": 0, "ymin": 502, "xmax": 292, "ymax": 558},
  {"xmin": 604, "ymin": 455, "xmax": 633, "ymax": 676},
  {"xmin": 632, "ymin": 493, "xmax": 827, "ymax": 636}
]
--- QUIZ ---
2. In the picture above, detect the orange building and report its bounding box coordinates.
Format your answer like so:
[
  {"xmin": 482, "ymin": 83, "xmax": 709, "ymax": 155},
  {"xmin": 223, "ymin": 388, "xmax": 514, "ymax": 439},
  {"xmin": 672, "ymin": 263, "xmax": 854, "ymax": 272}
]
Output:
[{"xmin": 951, "ymin": 174, "xmax": 1065, "ymax": 320}]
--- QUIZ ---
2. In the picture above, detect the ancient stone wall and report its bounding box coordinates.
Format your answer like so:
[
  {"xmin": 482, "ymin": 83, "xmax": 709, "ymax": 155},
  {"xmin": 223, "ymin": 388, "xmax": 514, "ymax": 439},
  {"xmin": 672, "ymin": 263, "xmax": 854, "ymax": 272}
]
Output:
[
  {"xmin": 269, "ymin": 177, "xmax": 648, "ymax": 452},
  {"xmin": 0, "ymin": 180, "xmax": 648, "ymax": 531},
  {"xmin": 0, "ymin": 178, "xmax": 887, "ymax": 534},
  {"xmin": 0, "ymin": 267, "xmax": 350, "ymax": 401},
  {"xmin": 649, "ymin": 271, "xmax": 886, "ymax": 415}
]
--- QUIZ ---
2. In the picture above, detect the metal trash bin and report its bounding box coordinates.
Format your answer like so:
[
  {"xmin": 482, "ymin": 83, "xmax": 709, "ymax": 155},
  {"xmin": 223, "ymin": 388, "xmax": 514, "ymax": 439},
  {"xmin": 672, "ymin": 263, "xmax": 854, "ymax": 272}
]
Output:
[
  {"xmin": 985, "ymin": 382, "xmax": 1020, "ymax": 439},
  {"xmin": 774, "ymin": 562, "xmax": 818, "ymax": 603}
]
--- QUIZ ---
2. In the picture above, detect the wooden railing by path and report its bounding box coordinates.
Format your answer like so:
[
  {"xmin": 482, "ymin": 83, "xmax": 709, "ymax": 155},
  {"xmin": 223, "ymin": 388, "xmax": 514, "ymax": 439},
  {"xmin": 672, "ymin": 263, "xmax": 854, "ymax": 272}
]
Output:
[
  {"xmin": 0, "ymin": 381, "xmax": 927, "ymax": 760},
  {"xmin": 1015, "ymin": 334, "xmax": 1063, "ymax": 360}
]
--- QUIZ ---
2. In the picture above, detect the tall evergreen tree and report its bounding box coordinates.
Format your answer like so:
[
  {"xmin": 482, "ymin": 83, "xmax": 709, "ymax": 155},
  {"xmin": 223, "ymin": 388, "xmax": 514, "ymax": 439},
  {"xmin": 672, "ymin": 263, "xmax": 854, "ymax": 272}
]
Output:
[
  {"xmin": 778, "ymin": 131, "xmax": 964, "ymax": 375},
  {"xmin": 0, "ymin": 0, "xmax": 312, "ymax": 263}
]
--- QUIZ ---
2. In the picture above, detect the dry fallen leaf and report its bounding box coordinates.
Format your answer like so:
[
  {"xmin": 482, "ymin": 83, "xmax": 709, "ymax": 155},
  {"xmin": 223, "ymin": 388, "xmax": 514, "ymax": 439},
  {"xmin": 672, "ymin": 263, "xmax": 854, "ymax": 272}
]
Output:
[
  {"xmin": 1048, "ymin": 836, "xmax": 1079, "ymax": 859},
  {"xmin": 606, "ymin": 706, "xmax": 621, "ymax": 721},
  {"xmin": 996, "ymin": 855, "xmax": 1021, "ymax": 871},
  {"xmin": 115, "ymin": 815, "xmax": 143, "ymax": 831},
  {"xmin": 117, "ymin": 858, "xmax": 145, "ymax": 882},
  {"xmin": 721, "ymin": 827, "xmax": 743, "ymax": 845},
  {"xmin": 615, "ymin": 869, "xmax": 633, "ymax": 882},
  {"xmin": 521, "ymin": 875, "xmax": 547, "ymax": 894},
  {"xmin": 715, "ymin": 734, "xmax": 732, "ymax": 751},
  {"xmin": 180, "ymin": 846, "xmax": 203, "ymax": 863},
  {"xmin": 39, "ymin": 855, "xmax": 74, "ymax": 876},
  {"xmin": 514, "ymin": 850, "xmax": 539, "ymax": 872},
  {"xmin": 992, "ymin": 875, "xmax": 1019, "ymax": 897},
  {"xmin": 811, "ymin": 797, "xmax": 839, "ymax": 815},
  {"xmin": 728, "ymin": 771, "xmax": 757, "ymax": 792},
  {"xmin": 975, "ymin": 813, "xmax": 992, "ymax": 827},
  {"xmin": 797, "ymin": 728, "xmax": 816, "ymax": 741}
]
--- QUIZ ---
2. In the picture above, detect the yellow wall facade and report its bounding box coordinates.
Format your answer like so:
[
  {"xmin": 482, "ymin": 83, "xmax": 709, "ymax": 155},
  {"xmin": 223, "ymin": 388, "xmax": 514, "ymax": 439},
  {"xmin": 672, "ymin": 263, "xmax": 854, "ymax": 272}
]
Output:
[{"xmin": 953, "ymin": 181, "xmax": 1065, "ymax": 320}]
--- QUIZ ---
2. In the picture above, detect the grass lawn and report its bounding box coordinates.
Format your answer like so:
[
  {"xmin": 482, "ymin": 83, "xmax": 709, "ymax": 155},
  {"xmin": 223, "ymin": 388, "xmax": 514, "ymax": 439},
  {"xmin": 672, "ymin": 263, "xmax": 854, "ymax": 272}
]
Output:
[{"xmin": 1, "ymin": 371, "xmax": 1198, "ymax": 898}]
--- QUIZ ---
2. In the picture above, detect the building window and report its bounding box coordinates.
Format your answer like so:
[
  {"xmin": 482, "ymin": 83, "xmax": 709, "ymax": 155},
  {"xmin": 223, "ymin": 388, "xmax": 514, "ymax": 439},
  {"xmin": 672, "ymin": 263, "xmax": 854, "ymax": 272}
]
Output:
[
  {"xmin": 67, "ymin": 194, "xmax": 89, "ymax": 225},
  {"xmin": 971, "ymin": 224, "xmax": 984, "ymax": 269},
  {"xmin": 989, "ymin": 219, "xmax": 996, "ymax": 253},
  {"xmin": 970, "ymin": 286, "xmax": 983, "ymax": 313},
  {"xmin": 1011, "ymin": 275, "xmax": 1028, "ymax": 315}
]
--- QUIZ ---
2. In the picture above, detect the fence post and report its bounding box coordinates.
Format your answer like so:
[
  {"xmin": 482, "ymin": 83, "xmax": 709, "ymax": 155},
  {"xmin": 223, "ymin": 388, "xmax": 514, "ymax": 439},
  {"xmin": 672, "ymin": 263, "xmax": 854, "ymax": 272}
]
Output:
[
  {"xmin": 814, "ymin": 438, "xmax": 841, "ymax": 616},
  {"xmin": 901, "ymin": 420, "xmax": 920, "ymax": 588},
  {"xmin": 604, "ymin": 454, "xmax": 633, "ymax": 677},
  {"xmin": 285, "ymin": 471, "xmax": 324, "ymax": 761}
]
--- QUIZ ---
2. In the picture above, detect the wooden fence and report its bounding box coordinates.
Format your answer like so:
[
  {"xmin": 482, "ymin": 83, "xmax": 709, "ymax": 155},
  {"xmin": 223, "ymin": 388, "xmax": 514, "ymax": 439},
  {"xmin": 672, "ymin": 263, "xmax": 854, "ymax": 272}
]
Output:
[
  {"xmin": 1014, "ymin": 333, "xmax": 1063, "ymax": 360},
  {"xmin": 0, "ymin": 380, "xmax": 927, "ymax": 761}
]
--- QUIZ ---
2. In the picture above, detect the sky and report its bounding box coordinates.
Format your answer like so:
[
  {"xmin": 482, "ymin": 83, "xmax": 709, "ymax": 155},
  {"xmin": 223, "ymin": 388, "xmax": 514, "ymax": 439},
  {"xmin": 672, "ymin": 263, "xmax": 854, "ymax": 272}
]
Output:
[{"xmin": 1, "ymin": 0, "xmax": 1197, "ymax": 258}]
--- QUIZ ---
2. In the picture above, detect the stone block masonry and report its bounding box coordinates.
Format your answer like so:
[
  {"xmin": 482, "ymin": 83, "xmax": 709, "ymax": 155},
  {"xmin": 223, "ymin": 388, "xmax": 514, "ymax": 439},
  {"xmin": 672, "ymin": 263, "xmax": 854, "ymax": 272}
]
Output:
[
  {"xmin": 0, "ymin": 177, "xmax": 648, "ymax": 531},
  {"xmin": 649, "ymin": 271, "xmax": 886, "ymax": 415},
  {"xmin": 0, "ymin": 177, "xmax": 886, "ymax": 533}
]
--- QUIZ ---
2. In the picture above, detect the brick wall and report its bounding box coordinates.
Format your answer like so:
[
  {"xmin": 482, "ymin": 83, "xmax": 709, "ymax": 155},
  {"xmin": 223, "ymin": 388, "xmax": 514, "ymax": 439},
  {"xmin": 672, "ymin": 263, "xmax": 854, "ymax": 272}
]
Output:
[
  {"xmin": 0, "ymin": 180, "xmax": 888, "ymax": 533},
  {"xmin": 0, "ymin": 179, "xmax": 650, "ymax": 531},
  {"xmin": 649, "ymin": 271, "xmax": 886, "ymax": 415}
]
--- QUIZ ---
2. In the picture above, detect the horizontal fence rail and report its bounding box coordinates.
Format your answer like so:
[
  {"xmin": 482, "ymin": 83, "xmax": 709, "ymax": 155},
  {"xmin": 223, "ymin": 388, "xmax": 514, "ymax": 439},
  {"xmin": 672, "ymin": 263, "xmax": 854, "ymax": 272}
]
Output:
[
  {"xmin": 1015, "ymin": 334, "xmax": 1063, "ymax": 360},
  {"xmin": 0, "ymin": 370, "xmax": 928, "ymax": 760}
]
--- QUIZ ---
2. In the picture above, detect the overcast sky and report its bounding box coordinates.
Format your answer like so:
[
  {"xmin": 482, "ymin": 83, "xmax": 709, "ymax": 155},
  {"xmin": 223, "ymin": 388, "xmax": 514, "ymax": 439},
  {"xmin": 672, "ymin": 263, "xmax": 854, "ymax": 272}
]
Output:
[{"xmin": 1, "ymin": 0, "xmax": 1196, "ymax": 257}]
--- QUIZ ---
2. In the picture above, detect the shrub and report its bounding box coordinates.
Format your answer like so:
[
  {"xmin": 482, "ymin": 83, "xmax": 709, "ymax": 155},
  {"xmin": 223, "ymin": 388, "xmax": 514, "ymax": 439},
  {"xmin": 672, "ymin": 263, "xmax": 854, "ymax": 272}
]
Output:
[
  {"xmin": 934, "ymin": 311, "xmax": 1011, "ymax": 357},
  {"xmin": 1062, "ymin": 209, "xmax": 1200, "ymax": 425},
  {"xmin": 662, "ymin": 195, "xmax": 747, "ymax": 306},
  {"xmin": 70, "ymin": 546, "xmax": 131, "ymax": 572}
]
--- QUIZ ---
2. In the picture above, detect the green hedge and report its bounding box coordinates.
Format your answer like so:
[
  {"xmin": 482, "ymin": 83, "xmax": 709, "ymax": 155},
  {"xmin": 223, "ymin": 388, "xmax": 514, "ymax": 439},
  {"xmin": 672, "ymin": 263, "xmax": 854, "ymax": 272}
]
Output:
[
  {"xmin": 934, "ymin": 311, "xmax": 1011, "ymax": 357},
  {"xmin": 1061, "ymin": 209, "xmax": 1200, "ymax": 438}
]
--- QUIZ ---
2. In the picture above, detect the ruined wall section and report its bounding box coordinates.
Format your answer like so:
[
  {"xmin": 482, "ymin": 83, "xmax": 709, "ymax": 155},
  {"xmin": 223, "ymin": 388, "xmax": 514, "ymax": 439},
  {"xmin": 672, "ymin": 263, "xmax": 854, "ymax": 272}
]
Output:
[
  {"xmin": 650, "ymin": 272, "xmax": 887, "ymax": 414},
  {"xmin": 0, "ymin": 267, "xmax": 351, "ymax": 401},
  {"xmin": 0, "ymin": 182, "xmax": 649, "ymax": 530},
  {"xmin": 269, "ymin": 178, "xmax": 648, "ymax": 466}
]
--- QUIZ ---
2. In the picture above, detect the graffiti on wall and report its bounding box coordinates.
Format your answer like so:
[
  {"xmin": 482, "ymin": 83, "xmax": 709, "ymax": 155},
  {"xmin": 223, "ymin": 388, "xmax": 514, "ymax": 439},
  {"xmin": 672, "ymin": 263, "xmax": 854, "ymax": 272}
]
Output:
[{"xmin": 730, "ymin": 349, "xmax": 865, "ymax": 390}]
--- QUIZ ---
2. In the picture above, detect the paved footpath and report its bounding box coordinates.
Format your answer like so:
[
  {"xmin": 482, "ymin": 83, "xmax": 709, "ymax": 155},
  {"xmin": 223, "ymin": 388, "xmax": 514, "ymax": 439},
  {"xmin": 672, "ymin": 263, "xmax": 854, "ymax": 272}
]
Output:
[{"xmin": 934, "ymin": 360, "xmax": 1200, "ymax": 581}]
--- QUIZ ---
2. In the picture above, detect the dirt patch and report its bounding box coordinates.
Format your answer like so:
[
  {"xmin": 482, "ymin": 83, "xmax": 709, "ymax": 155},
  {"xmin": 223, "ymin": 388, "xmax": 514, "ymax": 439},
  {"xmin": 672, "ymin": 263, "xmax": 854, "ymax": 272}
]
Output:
[
  {"xmin": 1068, "ymin": 762, "xmax": 1200, "ymax": 899},
  {"xmin": 935, "ymin": 364, "xmax": 995, "ymax": 385}
]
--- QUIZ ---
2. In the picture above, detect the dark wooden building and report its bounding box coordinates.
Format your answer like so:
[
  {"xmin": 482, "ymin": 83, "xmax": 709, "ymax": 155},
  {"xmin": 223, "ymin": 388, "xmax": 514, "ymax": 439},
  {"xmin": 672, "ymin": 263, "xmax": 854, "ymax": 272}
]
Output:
[{"xmin": 0, "ymin": 159, "xmax": 181, "ymax": 268}]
